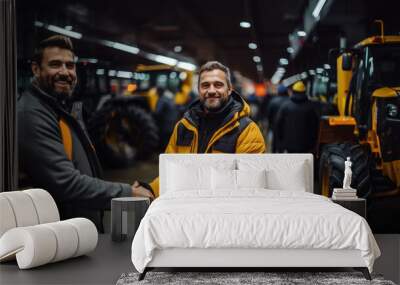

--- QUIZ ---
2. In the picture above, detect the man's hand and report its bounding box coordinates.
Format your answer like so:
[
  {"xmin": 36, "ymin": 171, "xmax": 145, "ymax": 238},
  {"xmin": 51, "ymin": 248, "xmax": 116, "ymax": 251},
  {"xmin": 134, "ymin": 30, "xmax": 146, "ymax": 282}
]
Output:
[{"xmin": 131, "ymin": 181, "xmax": 155, "ymax": 201}]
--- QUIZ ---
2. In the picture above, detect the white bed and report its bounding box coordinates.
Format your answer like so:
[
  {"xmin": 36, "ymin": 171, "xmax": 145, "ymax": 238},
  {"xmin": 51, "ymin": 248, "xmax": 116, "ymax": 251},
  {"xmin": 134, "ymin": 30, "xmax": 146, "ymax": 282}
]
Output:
[{"xmin": 131, "ymin": 154, "xmax": 380, "ymax": 280}]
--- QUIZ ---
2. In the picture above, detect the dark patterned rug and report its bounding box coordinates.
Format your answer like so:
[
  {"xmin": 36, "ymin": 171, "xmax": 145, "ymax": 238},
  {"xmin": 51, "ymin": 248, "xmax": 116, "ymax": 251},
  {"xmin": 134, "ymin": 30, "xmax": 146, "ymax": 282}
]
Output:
[{"xmin": 116, "ymin": 271, "xmax": 396, "ymax": 285}]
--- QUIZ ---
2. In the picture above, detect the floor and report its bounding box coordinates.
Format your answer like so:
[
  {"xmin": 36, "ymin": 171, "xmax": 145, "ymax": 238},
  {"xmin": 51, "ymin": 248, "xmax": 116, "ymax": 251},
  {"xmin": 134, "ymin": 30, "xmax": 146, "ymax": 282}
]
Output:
[{"xmin": 373, "ymin": 235, "xmax": 400, "ymax": 284}]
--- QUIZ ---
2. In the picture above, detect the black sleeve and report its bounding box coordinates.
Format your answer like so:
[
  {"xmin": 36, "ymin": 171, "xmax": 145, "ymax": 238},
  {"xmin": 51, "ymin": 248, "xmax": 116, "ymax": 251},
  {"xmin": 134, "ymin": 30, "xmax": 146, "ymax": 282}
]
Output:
[
  {"xmin": 273, "ymin": 104, "xmax": 287, "ymax": 143},
  {"xmin": 18, "ymin": 109, "xmax": 132, "ymax": 210}
]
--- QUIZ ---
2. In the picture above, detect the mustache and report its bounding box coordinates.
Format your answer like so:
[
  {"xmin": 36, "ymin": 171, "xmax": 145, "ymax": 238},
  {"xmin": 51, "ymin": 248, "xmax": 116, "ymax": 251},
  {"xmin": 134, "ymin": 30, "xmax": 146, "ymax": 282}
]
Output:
[
  {"xmin": 205, "ymin": 93, "xmax": 221, "ymax": 98},
  {"xmin": 54, "ymin": 75, "xmax": 73, "ymax": 84}
]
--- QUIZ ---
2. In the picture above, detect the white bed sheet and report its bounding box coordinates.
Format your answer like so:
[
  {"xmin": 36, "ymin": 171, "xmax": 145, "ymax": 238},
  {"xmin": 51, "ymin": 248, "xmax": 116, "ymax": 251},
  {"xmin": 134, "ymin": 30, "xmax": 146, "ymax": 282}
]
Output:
[{"xmin": 131, "ymin": 190, "xmax": 380, "ymax": 273}]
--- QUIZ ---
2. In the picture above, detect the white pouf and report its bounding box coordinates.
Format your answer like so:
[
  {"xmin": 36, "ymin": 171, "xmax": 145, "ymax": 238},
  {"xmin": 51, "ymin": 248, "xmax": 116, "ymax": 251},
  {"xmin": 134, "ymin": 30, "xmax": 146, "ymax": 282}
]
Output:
[{"xmin": 0, "ymin": 189, "xmax": 98, "ymax": 269}]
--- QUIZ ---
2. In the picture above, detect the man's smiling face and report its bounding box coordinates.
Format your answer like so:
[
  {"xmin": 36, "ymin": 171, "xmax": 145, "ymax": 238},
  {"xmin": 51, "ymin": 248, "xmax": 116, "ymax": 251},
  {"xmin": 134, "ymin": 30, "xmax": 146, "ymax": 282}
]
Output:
[
  {"xmin": 32, "ymin": 46, "xmax": 77, "ymax": 98},
  {"xmin": 198, "ymin": 69, "xmax": 232, "ymax": 111}
]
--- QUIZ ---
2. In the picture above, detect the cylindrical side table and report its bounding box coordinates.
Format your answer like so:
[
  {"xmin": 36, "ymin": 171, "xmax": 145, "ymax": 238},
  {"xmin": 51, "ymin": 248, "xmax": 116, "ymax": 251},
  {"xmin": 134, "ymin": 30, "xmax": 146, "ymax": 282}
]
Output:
[{"xmin": 111, "ymin": 197, "xmax": 150, "ymax": 242}]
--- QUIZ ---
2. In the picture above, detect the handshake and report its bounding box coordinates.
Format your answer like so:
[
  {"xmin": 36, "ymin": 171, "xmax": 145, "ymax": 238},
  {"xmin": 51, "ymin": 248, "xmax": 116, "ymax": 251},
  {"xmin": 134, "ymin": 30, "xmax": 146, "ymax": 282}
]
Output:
[{"xmin": 131, "ymin": 180, "xmax": 155, "ymax": 201}]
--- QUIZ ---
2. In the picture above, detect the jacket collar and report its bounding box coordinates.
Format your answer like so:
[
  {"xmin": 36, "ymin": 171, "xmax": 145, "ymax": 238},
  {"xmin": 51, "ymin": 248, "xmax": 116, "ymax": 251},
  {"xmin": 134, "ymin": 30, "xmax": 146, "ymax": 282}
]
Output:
[
  {"xmin": 29, "ymin": 81, "xmax": 70, "ymax": 112},
  {"xmin": 290, "ymin": 92, "xmax": 308, "ymax": 103},
  {"xmin": 184, "ymin": 91, "xmax": 250, "ymax": 127}
]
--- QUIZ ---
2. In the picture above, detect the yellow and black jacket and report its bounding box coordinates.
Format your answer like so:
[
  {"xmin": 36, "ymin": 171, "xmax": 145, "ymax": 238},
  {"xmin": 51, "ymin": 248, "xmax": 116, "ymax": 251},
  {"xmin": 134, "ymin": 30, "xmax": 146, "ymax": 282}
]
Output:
[
  {"xmin": 149, "ymin": 91, "xmax": 266, "ymax": 196},
  {"xmin": 17, "ymin": 83, "xmax": 132, "ymax": 229}
]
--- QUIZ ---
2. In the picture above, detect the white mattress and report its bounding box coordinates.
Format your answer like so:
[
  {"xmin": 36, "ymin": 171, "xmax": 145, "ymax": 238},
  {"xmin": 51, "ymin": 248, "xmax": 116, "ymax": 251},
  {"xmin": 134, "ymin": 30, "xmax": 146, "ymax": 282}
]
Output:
[{"xmin": 131, "ymin": 190, "xmax": 380, "ymax": 273}]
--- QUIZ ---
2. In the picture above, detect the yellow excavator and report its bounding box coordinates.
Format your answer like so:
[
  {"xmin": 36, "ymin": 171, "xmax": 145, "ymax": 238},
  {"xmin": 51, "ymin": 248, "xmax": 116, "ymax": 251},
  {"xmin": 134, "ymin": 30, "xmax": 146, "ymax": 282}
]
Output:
[
  {"xmin": 316, "ymin": 21, "xmax": 400, "ymax": 232},
  {"xmin": 134, "ymin": 64, "xmax": 194, "ymax": 113},
  {"xmin": 133, "ymin": 64, "xmax": 195, "ymax": 149}
]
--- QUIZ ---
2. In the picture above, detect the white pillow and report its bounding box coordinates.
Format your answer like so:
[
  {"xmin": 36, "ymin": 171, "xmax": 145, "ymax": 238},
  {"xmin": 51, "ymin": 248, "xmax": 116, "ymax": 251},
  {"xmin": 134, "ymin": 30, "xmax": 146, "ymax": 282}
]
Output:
[
  {"xmin": 211, "ymin": 168, "xmax": 236, "ymax": 190},
  {"xmin": 236, "ymin": 169, "xmax": 267, "ymax": 189},
  {"xmin": 167, "ymin": 162, "xmax": 211, "ymax": 191},
  {"xmin": 237, "ymin": 159, "xmax": 307, "ymax": 191},
  {"xmin": 211, "ymin": 169, "xmax": 268, "ymax": 190},
  {"xmin": 265, "ymin": 163, "xmax": 306, "ymax": 191}
]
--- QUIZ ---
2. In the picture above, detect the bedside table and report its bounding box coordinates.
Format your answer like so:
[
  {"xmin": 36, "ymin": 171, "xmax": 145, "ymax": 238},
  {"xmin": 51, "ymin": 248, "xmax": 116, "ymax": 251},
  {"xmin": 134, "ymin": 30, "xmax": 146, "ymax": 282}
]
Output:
[
  {"xmin": 111, "ymin": 197, "xmax": 150, "ymax": 242},
  {"xmin": 330, "ymin": 198, "xmax": 366, "ymax": 218}
]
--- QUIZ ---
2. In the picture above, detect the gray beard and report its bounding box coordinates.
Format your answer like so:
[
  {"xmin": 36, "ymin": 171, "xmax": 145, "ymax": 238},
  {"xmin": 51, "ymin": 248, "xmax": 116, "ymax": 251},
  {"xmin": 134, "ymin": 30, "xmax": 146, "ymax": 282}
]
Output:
[{"xmin": 202, "ymin": 97, "xmax": 229, "ymax": 113}]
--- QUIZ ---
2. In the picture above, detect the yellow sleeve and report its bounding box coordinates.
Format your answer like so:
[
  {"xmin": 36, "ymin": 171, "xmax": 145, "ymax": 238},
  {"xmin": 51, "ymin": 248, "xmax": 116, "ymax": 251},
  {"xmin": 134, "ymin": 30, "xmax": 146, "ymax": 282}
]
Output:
[
  {"xmin": 149, "ymin": 177, "xmax": 160, "ymax": 197},
  {"xmin": 236, "ymin": 121, "xmax": 266, "ymax": 153},
  {"xmin": 149, "ymin": 122, "xmax": 181, "ymax": 197}
]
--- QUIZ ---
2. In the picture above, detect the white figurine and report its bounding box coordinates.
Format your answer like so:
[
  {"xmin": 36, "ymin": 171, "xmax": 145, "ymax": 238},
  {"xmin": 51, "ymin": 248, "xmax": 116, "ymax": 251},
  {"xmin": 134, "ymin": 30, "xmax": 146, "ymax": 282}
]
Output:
[{"xmin": 343, "ymin": 157, "xmax": 353, "ymax": 189}]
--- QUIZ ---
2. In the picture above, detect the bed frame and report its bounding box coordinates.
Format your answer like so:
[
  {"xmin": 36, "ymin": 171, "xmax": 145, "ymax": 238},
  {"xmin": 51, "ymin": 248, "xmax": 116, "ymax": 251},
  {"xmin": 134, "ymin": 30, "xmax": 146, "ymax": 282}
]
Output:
[
  {"xmin": 140, "ymin": 248, "xmax": 371, "ymax": 280},
  {"xmin": 139, "ymin": 154, "xmax": 371, "ymax": 280}
]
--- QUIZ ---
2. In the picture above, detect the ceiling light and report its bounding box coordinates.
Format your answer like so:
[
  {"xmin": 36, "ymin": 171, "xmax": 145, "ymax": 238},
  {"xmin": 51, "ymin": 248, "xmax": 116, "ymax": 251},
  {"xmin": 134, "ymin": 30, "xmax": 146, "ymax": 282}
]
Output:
[
  {"xmin": 147, "ymin": 54, "xmax": 178, "ymax": 66},
  {"xmin": 34, "ymin": 21, "xmax": 44, "ymax": 27},
  {"xmin": 108, "ymin": 70, "xmax": 116, "ymax": 77},
  {"xmin": 271, "ymin": 77, "xmax": 281, "ymax": 85},
  {"xmin": 248, "ymin": 43, "xmax": 257, "ymax": 50},
  {"xmin": 177, "ymin": 61, "xmax": 197, "ymax": 71},
  {"xmin": 34, "ymin": 21, "xmax": 83, "ymax": 39},
  {"xmin": 64, "ymin": 25, "xmax": 73, "ymax": 31},
  {"xmin": 256, "ymin": 64, "xmax": 263, "ymax": 72},
  {"xmin": 240, "ymin": 21, "xmax": 251, "ymax": 28},
  {"xmin": 133, "ymin": 72, "xmax": 150, "ymax": 80},
  {"xmin": 277, "ymin": 67, "xmax": 286, "ymax": 73},
  {"xmin": 117, "ymin": 71, "xmax": 133, "ymax": 79},
  {"xmin": 312, "ymin": 0, "xmax": 328, "ymax": 19},
  {"xmin": 102, "ymin": 40, "xmax": 139, "ymax": 54},
  {"xmin": 282, "ymin": 74, "xmax": 302, "ymax": 87},
  {"xmin": 316, "ymin": 68, "xmax": 324, "ymax": 74},
  {"xmin": 96, "ymin": 69, "xmax": 105, "ymax": 75},
  {"xmin": 309, "ymin": 69, "xmax": 316, "ymax": 75},
  {"xmin": 287, "ymin": 47, "xmax": 294, "ymax": 54},
  {"xmin": 253, "ymin": 56, "xmax": 261, "ymax": 63},
  {"xmin": 297, "ymin": 30, "xmax": 306, "ymax": 37},
  {"xmin": 271, "ymin": 69, "xmax": 284, "ymax": 85},
  {"xmin": 79, "ymin": 58, "xmax": 98, "ymax": 64},
  {"xmin": 324, "ymin": 64, "xmax": 331, "ymax": 69},
  {"xmin": 279, "ymin": 58, "xmax": 289, "ymax": 65},
  {"xmin": 174, "ymin": 45, "xmax": 182, "ymax": 53}
]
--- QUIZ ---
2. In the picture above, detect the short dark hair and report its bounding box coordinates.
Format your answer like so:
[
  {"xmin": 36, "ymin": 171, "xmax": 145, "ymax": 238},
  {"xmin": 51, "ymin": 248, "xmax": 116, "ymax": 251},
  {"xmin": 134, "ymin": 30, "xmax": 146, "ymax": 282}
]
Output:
[
  {"xmin": 32, "ymin": 35, "xmax": 74, "ymax": 65},
  {"xmin": 198, "ymin": 61, "xmax": 232, "ymax": 88}
]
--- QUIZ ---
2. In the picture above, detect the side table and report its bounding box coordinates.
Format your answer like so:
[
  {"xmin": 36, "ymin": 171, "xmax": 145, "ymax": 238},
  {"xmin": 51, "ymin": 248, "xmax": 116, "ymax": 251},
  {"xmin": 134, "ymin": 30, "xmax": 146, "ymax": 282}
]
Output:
[
  {"xmin": 111, "ymin": 197, "xmax": 150, "ymax": 242},
  {"xmin": 331, "ymin": 197, "xmax": 366, "ymax": 218}
]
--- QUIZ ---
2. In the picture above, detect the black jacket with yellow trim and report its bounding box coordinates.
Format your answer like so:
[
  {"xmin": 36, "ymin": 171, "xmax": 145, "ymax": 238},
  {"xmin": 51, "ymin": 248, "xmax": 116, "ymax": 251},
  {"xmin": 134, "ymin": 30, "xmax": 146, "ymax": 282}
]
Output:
[
  {"xmin": 17, "ymin": 83, "xmax": 132, "ymax": 229},
  {"xmin": 149, "ymin": 91, "xmax": 266, "ymax": 196}
]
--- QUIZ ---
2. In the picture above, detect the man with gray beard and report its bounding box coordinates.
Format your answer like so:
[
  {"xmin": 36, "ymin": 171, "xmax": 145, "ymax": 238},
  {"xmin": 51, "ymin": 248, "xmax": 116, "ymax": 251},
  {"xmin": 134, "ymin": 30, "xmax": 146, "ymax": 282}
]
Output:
[{"xmin": 133, "ymin": 61, "xmax": 266, "ymax": 197}]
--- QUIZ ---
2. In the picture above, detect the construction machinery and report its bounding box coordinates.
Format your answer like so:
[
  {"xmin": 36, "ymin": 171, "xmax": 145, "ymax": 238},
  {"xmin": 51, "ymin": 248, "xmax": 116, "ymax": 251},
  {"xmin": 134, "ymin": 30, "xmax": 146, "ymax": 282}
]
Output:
[
  {"xmin": 75, "ymin": 63, "xmax": 160, "ymax": 168},
  {"xmin": 134, "ymin": 64, "xmax": 195, "ymax": 112},
  {"xmin": 317, "ymin": 21, "xmax": 400, "ymax": 206},
  {"xmin": 134, "ymin": 64, "xmax": 195, "ymax": 149},
  {"xmin": 87, "ymin": 64, "xmax": 195, "ymax": 166}
]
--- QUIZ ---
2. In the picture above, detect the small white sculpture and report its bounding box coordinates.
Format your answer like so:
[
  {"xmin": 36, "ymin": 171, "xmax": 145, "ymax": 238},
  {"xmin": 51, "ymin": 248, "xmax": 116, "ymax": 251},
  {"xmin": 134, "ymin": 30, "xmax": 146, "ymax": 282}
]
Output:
[{"xmin": 343, "ymin": 157, "xmax": 353, "ymax": 189}]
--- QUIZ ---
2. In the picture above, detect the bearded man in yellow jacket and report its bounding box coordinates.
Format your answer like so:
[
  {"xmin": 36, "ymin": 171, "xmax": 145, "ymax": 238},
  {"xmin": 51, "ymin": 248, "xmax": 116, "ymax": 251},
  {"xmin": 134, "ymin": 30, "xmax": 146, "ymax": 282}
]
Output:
[{"xmin": 134, "ymin": 61, "xmax": 266, "ymax": 197}]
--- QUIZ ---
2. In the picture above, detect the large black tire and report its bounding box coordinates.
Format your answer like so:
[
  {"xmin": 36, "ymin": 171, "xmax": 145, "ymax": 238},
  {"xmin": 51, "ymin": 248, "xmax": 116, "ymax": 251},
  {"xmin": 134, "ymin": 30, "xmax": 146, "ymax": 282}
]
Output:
[
  {"xmin": 318, "ymin": 143, "xmax": 372, "ymax": 198},
  {"xmin": 88, "ymin": 104, "xmax": 159, "ymax": 168}
]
